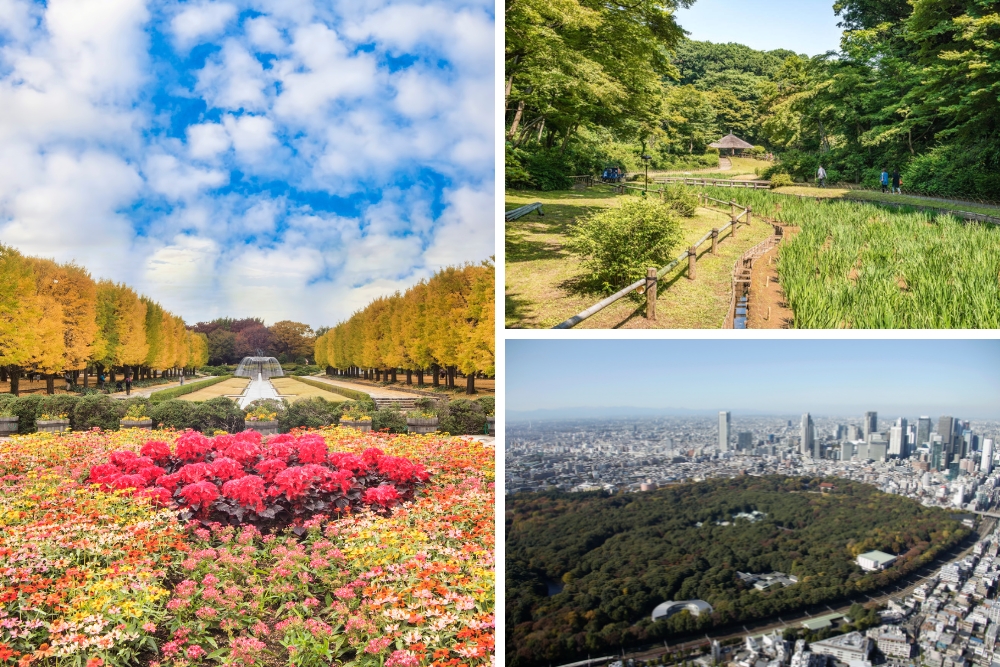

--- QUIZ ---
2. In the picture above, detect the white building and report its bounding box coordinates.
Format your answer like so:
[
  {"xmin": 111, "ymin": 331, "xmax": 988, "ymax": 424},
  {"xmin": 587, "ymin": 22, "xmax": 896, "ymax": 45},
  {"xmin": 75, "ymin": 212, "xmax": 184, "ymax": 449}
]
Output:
[
  {"xmin": 857, "ymin": 550, "xmax": 897, "ymax": 571},
  {"xmin": 983, "ymin": 438, "xmax": 994, "ymax": 475},
  {"xmin": 719, "ymin": 411, "xmax": 731, "ymax": 452},
  {"xmin": 810, "ymin": 633, "xmax": 872, "ymax": 663}
]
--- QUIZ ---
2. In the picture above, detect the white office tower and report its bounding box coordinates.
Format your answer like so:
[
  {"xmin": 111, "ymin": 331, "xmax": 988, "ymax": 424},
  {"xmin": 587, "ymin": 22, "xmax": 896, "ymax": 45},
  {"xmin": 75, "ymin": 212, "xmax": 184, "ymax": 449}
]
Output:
[
  {"xmin": 719, "ymin": 411, "xmax": 731, "ymax": 452},
  {"xmin": 983, "ymin": 439, "xmax": 995, "ymax": 474},
  {"xmin": 889, "ymin": 425, "xmax": 905, "ymax": 457},
  {"xmin": 954, "ymin": 485, "xmax": 966, "ymax": 508},
  {"xmin": 801, "ymin": 413, "xmax": 815, "ymax": 458},
  {"xmin": 864, "ymin": 411, "xmax": 878, "ymax": 441}
]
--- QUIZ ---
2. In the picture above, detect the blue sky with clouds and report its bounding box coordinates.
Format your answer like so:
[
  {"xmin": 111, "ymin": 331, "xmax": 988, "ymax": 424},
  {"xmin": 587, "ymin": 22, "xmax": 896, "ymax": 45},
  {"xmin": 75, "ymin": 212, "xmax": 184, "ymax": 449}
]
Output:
[{"xmin": 0, "ymin": 0, "xmax": 494, "ymax": 327}]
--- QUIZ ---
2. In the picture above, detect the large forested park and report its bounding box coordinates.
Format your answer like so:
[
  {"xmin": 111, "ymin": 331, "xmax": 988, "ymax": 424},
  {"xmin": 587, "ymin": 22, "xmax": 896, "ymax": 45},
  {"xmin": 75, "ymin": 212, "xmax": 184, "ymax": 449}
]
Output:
[
  {"xmin": 506, "ymin": 476, "xmax": 972, "ymax": 667},
  {"xmin": 504, "ymin": 0, "xmax": 1000, "ymax": 329}
]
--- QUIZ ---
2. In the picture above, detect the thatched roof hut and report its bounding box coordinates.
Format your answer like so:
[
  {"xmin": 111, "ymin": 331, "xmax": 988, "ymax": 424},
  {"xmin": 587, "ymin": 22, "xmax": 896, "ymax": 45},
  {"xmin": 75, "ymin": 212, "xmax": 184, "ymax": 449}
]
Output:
[{"xmin": 709, "ymin": 133, "xmax": 754, "ymax": 155}]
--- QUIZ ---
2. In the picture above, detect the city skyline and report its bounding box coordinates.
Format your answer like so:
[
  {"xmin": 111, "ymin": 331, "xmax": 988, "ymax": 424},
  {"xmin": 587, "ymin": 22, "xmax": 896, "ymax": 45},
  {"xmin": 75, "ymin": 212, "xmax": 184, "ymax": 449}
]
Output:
[{"xmin": 507, "ymin": 340, "xmax": 1000, "ymax": 419}]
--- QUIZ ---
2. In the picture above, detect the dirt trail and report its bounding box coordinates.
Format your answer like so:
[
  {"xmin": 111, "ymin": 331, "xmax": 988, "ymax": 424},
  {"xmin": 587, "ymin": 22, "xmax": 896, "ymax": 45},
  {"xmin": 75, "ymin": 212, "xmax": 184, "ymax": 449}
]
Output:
[
  {"xmin": 747, "ymin": 226, "xmax": 799, "ymax": 329},
  {"xmin": 718, "ymin": 157, "xmax": 732, "ymax": 170}
]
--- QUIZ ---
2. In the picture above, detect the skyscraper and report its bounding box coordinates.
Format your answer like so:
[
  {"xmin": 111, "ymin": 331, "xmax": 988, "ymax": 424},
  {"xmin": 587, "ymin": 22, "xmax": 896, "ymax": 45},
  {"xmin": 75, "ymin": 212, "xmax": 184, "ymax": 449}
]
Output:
[
  {"xmin": 938, "ymin": 416, "xmax": 955, "ymax": 454},
  {"xmin": 801, "ymin": 413, "xmax": 815, "ymax": 458},
  {"xmin": 917, "ymin": 416, "xmax": 932, "ymax": 448},
  {"xmin": 982, "ymin": 439, "xmax": 994, "ymax": 475},
  {"xmin": 737, "ymin": 432, "xmax": 753, "ymax": 450},
  {"xmin": 931, "ymin": 437, "xmax": 944, "ymax": 471},
  {"xmin": 864, "ymin": 412, "xmax": 878, "ymax": 441},
  {"xmin": 889, "ymin": 420, "xmax": 906, "ymax": 458},
  {"xmin": 719, "ymin": 411, "xmax": 731, "ymax": 452}
]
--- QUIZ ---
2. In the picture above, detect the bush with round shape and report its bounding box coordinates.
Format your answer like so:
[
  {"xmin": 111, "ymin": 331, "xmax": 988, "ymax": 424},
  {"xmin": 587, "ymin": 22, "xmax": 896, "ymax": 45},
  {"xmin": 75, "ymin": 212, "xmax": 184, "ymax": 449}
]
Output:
[
  {"xmin": 72, "ymin": 394, "xmax": 119, "ymax": 431},
  {"xmin": 769, "ymin": 173, "xmax": 794, "ymax": 188},
  {"xmin": 475, "ymin": 395, "xmax": 495, "ymax": 416},
  {"xmin": 150, "ymin": 399, "xmax": 197, "ymax": 430},
  {"xmin": 195, "ymin": 396, "xmax": 245, "ymax": 433},
  {"xmin": 439, "ymin": 398, "xmax": 487, "ymax": 435},
  {"xmin": 373, "ymin": 406, "xmax": 408, "ymax": 433},
  {"xmin": 568, "ymin": 197, "xmax": 683, "ymax": 293},
  {"xmin": 87, "ymin": 430, "xmax": 430, "ymax": 531},
  {"xmin": 279, "ymin": 396, "xmax": 339, "ymax": 431}
]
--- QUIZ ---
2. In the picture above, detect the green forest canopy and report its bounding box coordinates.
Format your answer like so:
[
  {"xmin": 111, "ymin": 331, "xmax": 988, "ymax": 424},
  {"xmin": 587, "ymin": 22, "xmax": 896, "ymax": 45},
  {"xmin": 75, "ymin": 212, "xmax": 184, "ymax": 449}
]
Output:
[
  {"xmin": 505, "ymin": 0, "xmax": 1000, "ymax": 197},
  {"xmin": 506, "ymin": 476, "xmax": 969, "ymax": 667}
]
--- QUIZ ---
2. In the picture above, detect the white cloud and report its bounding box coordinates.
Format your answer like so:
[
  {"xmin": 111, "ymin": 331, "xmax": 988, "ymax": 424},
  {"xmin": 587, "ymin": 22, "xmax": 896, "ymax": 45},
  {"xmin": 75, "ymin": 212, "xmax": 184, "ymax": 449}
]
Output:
[
  {"xmin": 244, "ymin": 16, "xmax": 286, "ymax": 53},
  {"xmin": 222, "ymin": 113, "xmax": 278, "ymax": 161},
  {"xmin": 145, "ymin": 153, "xmax": 229, "ymax": 200},
  {"xmin": 423, "ymin": 184, "xmax": 494, "ymax": 267},
  {"xmin": 196, "ymin": 39, "xmax": 270, "ymax": 111},
  {"xmin": 186, "ymin": 121, "xmax": 231, "ymax": 159},
  {"xmin": 143, "ymin": 234, "xmax": 221, "ymax": 307},
  {"xmin": 170, "ymin": 1, "xmax": 237, "ymax": 50}
]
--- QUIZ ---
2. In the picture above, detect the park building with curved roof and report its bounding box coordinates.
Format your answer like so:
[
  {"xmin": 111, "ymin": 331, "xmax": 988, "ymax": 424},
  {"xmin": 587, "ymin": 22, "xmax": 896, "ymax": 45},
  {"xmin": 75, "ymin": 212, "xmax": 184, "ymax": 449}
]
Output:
[{"xmin": 650, "ymin": 600, "xmax": 713, "ymax": 622}]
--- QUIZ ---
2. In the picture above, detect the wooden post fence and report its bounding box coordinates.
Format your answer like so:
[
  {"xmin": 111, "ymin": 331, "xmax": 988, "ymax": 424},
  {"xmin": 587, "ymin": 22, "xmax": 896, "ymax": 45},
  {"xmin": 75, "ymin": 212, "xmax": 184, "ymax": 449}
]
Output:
[
  {"xmin": 711, "ymin": 229, "xmax": 719, "ymax": 254},
  {"xmin": 645, "ymin": 268, "xmax": 657, "ymax": 320},
  {"xmin": 687, "ymin": 247, "xmax": 697, "ymax": 280}
]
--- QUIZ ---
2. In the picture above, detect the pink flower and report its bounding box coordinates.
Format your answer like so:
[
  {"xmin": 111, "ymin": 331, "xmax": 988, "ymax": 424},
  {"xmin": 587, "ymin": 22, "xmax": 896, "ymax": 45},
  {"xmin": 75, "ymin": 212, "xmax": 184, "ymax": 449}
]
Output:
[
  {"xmin": 175, "ymin": 580, "xmax": 197, "ymax": 598},
  {"xmin": 142, "ymin": 622, "xmax": 157, "ymax": 633},
  {"xmin": 365, "ymin": 636, "xmax": 393, "ymax": 654},
  {"xmin": 362, "ymin": 447, "xmax": 386, "ymax": 466},
  {"xmin": 88, "ymin": 463, "xmax": 121, "ymax": 483},
  {"xmin": 186, "ymin": 644, "xmax": 206, "ymax": 660},
  {"xmin": 179, "ymin": 480, "xmax": 219, "ymax": 506},
  {"xmin": 363, "ymin": 485, "xmax": 401, "ymax": 507},
  {"xmin": 334, "ymin": 586, "xmax": 356, "ymax": 600},
  {"xmin": 385, "ymin": 650, "xmax": 420, "ymax": 667}
]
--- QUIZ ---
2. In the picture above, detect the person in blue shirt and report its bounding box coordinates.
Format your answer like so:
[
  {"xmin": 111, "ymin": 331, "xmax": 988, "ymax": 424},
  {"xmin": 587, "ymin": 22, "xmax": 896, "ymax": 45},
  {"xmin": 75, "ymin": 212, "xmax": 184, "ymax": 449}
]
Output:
[{"xmin": 881, "ymin": 168, "xmax": 889, "ymax": 193}]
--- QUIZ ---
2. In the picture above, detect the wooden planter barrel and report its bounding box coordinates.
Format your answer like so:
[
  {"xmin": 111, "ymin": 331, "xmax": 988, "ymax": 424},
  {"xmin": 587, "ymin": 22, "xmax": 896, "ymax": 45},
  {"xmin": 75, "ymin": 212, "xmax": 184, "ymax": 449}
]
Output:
[
  {"xmin": 486, "ymin": 416, "xmax": 495, "ymax": 436},
  {"xmin": 406, "ymin": 416, "xmax": 439, "ymax": 434},
  {"xmin": 36, "ymin": 419, "xmax": 70, "ymax": 434},
  {"xmin": 0, "ymin": 416, "xmax": 18, "ymax": 437},
  {"xmin": 246, "ymin": 420, "xmax": 280, "ymax": 436},
  {"xmin": 340, "ymin": 419, "xmax": 372, "ymax": 433},
  {"xmin": 120, "ymin": 419, "xmax": 153, "ymax": 430}
]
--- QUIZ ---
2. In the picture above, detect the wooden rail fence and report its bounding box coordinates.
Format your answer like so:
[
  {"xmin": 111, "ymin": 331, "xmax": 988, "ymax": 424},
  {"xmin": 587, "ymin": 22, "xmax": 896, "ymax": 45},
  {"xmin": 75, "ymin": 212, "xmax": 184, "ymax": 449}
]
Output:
[
  {"xmin": 655, "ymin": 176, "xmax": 771, "ymax": 190},
  {"xmin": 552, "ymin": 194, "xmax": 753, "ymax": 329},
  {"xmin": 724, "ymin": 222, "xmax": 785, "ymax": 329}
]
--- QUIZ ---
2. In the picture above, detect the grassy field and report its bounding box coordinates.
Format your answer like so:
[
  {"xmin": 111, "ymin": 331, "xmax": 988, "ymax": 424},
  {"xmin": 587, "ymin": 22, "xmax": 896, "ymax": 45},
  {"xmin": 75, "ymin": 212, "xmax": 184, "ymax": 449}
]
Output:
[
  {"xmin": 653, "ymin": 157, "xmax": 773, "ymax": 180},
  {"xmin": 773, "ymin": 185, "xmax": 1000, "ymax": 218},
  {"xmin": 177, "ymin": 377, "xmax": 248, "ymax": 401},
  {"xmin": 505, "ymin": 187, "xmax": 772, "ymax": 328},
  {"xmin": 273, "ymin": 376, "xmax": 348, "ymax": 402}
]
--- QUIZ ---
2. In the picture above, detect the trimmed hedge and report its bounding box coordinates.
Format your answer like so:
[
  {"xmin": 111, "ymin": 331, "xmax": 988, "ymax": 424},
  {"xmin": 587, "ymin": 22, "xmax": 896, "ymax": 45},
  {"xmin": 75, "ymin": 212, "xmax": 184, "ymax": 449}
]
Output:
[
  {"xmin": 149, "ymin": 375, "xmax": 234, "ymax": 403},
  {"xmin": 292, "ymin": 376, "xmax": 372, "ymax": 402}
]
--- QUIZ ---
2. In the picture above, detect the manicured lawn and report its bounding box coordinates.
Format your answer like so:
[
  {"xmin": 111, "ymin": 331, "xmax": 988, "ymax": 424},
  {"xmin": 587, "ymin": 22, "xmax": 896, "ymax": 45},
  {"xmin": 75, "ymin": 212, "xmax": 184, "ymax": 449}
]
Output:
[
  {"xmin": 272, "ymin": 376, "xmax": 348, "ymax": 402},
  {"xmin": 505, "ymin": 187, "xmax": 772, "ymax": 328},
  {"xmin": 176, "ymin": 377, "xmax": 249, "ymax": 401}
]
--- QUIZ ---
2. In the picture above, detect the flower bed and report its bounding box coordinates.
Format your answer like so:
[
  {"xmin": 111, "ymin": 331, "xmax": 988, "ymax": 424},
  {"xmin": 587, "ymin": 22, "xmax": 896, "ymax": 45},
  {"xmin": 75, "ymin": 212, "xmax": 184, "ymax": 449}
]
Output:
[{"xmin": 0, "ymin": 429, "xmax": 494, "ymax": 666}]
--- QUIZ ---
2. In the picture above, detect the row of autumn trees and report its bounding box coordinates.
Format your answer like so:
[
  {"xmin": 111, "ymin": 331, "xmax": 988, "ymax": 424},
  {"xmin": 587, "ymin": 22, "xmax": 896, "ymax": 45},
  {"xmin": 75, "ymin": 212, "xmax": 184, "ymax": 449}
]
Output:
[
  {"xmin": 0, "ymin": 244, "xmax": 208, "ymax": 395},
  {"xmin": 315, "ymin": 262, "xmax": 494, "ymax": 394}
]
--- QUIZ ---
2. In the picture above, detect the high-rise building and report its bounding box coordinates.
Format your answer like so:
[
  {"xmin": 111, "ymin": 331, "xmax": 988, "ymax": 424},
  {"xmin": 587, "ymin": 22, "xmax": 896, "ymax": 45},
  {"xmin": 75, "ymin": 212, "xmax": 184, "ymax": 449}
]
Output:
[
  {"xmin": 864, "ymin": 412, "xmax": 878, "ymax": 441},
  {"xmin": 938, "ymin": 416, "xmax": 955, "ymax": 453},
  {"xmin": 983, "ymin": 439, "xmax": 994, "ymax": 475},
  {"xmin": 737, "ymin": 432, "xmax": 753, "ymax": 450},
  {"xmin": 917, "ymin": 416, "xmax": 932, "ymax": 447},
  {"xmin": 719, "ymin": 411, "xmax": 731, "ymax": 451},
  {"xmin": 847, "ymin": 424, "xmax": 862, "ymax": 441},
  {"xmin": 801, "ymin": 413, "xmax": 815, "ymax": 458},
  {"xmin": 931, "ymin": 436, "xmax": 944, "ymax": 471},
  {"xmin": 833, "ymin": 425, "xmax": 846, "ymax": 440},
  {"xmin": 889, "ymin": 424, "xmax": 906, "ymax": 458}
]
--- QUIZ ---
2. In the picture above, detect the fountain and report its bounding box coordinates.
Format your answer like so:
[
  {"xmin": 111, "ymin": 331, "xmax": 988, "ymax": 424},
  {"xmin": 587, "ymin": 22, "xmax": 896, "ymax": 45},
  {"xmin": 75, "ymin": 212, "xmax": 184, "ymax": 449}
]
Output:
[{"xmin": 233, "ymin": 353, "xmax": 285, "ymax": 409}]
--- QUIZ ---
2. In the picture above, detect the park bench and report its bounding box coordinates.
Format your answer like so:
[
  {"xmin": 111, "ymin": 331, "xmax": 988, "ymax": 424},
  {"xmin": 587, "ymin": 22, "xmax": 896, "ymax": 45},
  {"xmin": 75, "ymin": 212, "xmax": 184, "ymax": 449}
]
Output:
[{"xmin": 505, "ymin": 202, "xmax": 544, "ymax": 221}]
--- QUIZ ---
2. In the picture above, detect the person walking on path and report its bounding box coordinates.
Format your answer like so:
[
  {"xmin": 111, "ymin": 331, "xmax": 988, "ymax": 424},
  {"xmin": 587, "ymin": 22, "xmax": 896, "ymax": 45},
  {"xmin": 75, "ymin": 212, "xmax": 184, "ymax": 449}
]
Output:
[
  {"xmin": 98, "ymin": 371, "xmax": 106, "ymax": 393},
  {"xmin": 891, "ymin": 169, "xmax": 901, "ymax": 194},
  {"xmin": 125, "ymin": 373, "xmax": 132, "ymax": 396},
  {"xmin": 817, "ymin": 165, "xmax": 827, "ymax": 187},
  {"xmin": 881, "ymin": 168, "xmax": 890, "ymax": 193}
]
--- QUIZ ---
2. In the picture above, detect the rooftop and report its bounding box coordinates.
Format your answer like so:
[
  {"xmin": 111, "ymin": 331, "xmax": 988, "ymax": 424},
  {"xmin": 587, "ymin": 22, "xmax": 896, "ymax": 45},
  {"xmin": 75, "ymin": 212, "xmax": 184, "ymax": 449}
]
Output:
[{"xmin": 859, "ymin": 550, "xmax": 897, "ymax": 564}]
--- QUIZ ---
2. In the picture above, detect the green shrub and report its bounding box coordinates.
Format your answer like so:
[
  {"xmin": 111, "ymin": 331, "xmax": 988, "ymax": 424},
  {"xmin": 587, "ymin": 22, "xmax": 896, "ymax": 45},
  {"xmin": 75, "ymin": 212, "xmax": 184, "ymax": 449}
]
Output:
[
  {"xmin": 439, "ymin": 399, "xmax": 487, "ymax": 435},
  {"xmin": 195, "ymin": 396, "xmax": 245, "ymax": 433},
  {"xmin": 660, "ymin": 185, "xmax": 698, "ymax": 217},
  {"xmin": 414, "ymin": 397, "xmax": 442, "ymax": 414},
  {"xmin": 524, "ymin": 150, "xmax": 572, "ymax": 191},
  {"xmin": 149, "ymin": 399, "xmax": 196, "ymax": 431},
  {"xmin": 903, "ymin": 141, "xmax": 1000, "ymax": 199},
  {"xmin": 38, "ymin": 395, "xmax": 80, "ymax": 422},
  {"xmin": 769, "ymin": 173, "xmax": 794, "ymax": 188},
  {"xmin": 280, "ymin": 397, "xmax": 340, "ymax": 431},
  {"xmin": 0, "ymin": 394, "xmax": 15, "ymax": 417},
  {"xmin": 505, "ymin": 145, "xmax": 536, "ymax": 189},
  {"xmin": 118, "ymin": 397, "xmax": 152, "ymax": 419},
  {"xmin": 73, "ymin": 395, "xmax": 120, "ymax": 431},
  {"xmin": 198, "ymin": 365, "xmax": 231, "ymax": 376},
  {"xmin": 476, "ymin": 396, "xmax": 495, "ymax": 416},
  {"xmin": 373, "ymin": 406, "xmax": 408, "ymax": 433},
  {"xmin": 295, "ymin": 376, "xmax": 371, "ymax": 402},
  {"xmin": 568, "ymin": 197, "xmax": 683, "ymax": 292}
]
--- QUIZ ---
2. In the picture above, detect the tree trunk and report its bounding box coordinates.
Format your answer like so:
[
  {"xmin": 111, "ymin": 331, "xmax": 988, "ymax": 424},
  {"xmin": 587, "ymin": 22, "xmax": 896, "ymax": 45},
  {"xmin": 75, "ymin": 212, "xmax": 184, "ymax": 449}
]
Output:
[
  {"xmin": 110, "ymin": 368, "xmax": 117, "ymax": 384},
  {"xmin": 46, "ymin": 375, "xmax": 54, "ymax": 395},
  {"xmin": 466, "ymin": 373, "xmax": 476, "ymax": 395},
  {"xmin": 446, "ymin": 366, "xmax": 455, "ymax": 388},
  {"xmin": 390, "ymin": 368, "xmax": 397, "ymax": 383},
  {"xmin": 431, "ymin": 364, "xmax": 440, "ymax": 387},
  {"xmin": 508, "ymin": 100, "xmax": 525, "ymax": 140},
  {"xmin": 505, "ymin": 64, "xmax": 516, "ymax": 103},
  {"xmin": 83, "ymin": 368, "xmax": 89, "ymax": 388},
  {"xmin": 10, "ymin": 369, "xmax": 20, "ymax": 397},
  {"xmin": 405, "ymin": 369, "xmax": 412, "ymax": 385},
  {"xmin": 417, "ymin": 369, "xmax": 424, "ymax": 386}
]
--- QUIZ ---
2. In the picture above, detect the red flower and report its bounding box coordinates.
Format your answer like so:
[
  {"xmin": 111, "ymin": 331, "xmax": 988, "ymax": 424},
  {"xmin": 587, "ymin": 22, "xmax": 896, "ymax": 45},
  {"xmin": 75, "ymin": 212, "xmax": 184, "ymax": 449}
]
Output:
[
  {"xmin": 222, "ymin": 475, "xmax": 266, "ymax": 512},
  {"xmin": 88, "ymin": 463, "xmax": 121, "ymax": 484},
  {"xmin": 109, "ymin": 450, "xmax": 138, "ymax": 468},
  {"xmin": 108, "ymin": 473, "xmax": 147, "ymax": 491},
  {"xmin": 363, "ymin": 485, "xmax": 401, "ymax": 507},
  {"xmin": 224, "ymin": 438, "xmax": 262, "ymax": 464},
  {"xmin": 211, "ymin": 457, "xmax": 245, "ymax": 481},
  {"xmin": 156, "ymin": 472, "xmax": 182, "ymax": 491},
  {"xmin": 296, "ymin": 434, "xmax": 328, "ymax": 464},
  {"xmin": 362, "ymin": 447, "xmax": 386, "ymax": 466},
  {"xmin": 328, "ymin": 452, "xmax": 367, "ymax": 473},
  {"xmin": 378, "ymin": 456, "xmax": 428, "ymax": 484},
  {"xmin": 138, "ymin": 465, "xmax": 167, "ymax": 484},
  {"xmin": 265, "ymin": 439, "xmax": 296, "ymax": 462},
  {"xmin": 175, "ymin": 431, "xmax": 213, "ymax": 462},
  {"xmin": 255, "ymin": 458, "xmax": 287, "ymax": 482},
  {"xmin": 178, "ymin": 462, "xmax": 213, "ymax": 484},
  {"xmin": 179, "ymin": 480, "xmax": 219, "ymax": 506},
  {"xmin": 273, "ymin": 466, "xmax": 313, "ymax": 500},
  {"xmin": 321, "ymin": 469, "xmax": 355, "ymax": 494},
  {"xmin": 140, "ymin": 440, "xmax": 172, "ymax": 462}
]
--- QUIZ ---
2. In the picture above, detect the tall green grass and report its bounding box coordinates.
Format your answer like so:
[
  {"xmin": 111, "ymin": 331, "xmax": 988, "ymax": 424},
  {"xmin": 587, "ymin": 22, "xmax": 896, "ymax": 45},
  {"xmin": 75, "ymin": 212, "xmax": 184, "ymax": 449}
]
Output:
[{"xmin": 699, "ymin": 187, "xmax": 1000, "ymax": 328}]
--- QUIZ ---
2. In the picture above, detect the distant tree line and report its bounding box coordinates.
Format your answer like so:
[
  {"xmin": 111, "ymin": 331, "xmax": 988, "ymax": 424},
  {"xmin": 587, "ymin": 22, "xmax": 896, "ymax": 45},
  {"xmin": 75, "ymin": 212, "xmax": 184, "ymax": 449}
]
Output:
[
  {"xmin": 191, "ymin": 318, "xmax": 320, "ymax": 366},
  {"xmin": 0, "ymin": 244, "xmax": 208, "ymax": 394},
  {"xmin": 506, "ymin": 476, "xmax": 969, "ymax": 667},
  {"xmin": 314, "ymin": 262, "xmax": 494, "ymax": 394}
]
